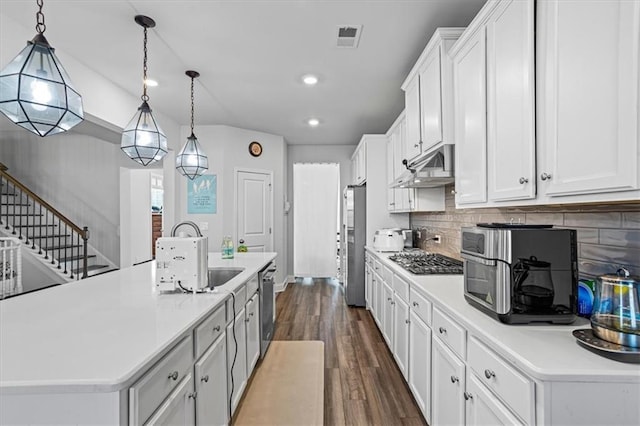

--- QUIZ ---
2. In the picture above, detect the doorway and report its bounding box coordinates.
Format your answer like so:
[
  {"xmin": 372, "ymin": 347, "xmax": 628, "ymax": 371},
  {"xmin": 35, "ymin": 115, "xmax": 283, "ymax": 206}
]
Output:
[
  {"xmin": 235, "ymin": 169, "xmax": 273, "ymax": 252},
  {"xmin": 292, "ymin": 163, "xmax": 340, "ymax": 278}
]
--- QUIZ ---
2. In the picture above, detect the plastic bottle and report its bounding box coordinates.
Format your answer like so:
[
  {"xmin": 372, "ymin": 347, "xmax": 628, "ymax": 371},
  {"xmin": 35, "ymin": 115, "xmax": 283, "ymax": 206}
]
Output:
[{"xmin": 221, "ymin": 236, "xmax": 234, "ymax": 259}]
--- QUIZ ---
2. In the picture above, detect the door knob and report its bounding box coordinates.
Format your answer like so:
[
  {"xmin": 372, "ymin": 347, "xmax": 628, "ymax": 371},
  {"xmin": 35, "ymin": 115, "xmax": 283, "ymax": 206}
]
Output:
[
  {"xmin": 201, "ymin": 375, "xmax": 209, "ymax": 383},
  {"xmin": 540, "ymin": 172, "xmax": 552, "ymax": 181},
  {"xmin": 167, "ymin": 371, "xmax": 179, "ymax": 381},
  {"xmin": 519, "ymin": 177, "xmax": 529, "ymax": 184},
  {"xmin": 484, "ymin": 369, "xmax": 496, "ymax": 379},
  {"xmin": 464, "ymin": 392, "xmax": 473, "ymax": 401},
  {"xmin": 450, "ymin": 375, "xmax": 459, "ymax": 383}
]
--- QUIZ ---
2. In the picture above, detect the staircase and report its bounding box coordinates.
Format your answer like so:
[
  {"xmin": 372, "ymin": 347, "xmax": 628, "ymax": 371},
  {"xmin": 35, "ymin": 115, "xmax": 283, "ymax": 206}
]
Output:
[{"xmin": 0, "ymin": 164, "xmax": 116, "ymax": 288}]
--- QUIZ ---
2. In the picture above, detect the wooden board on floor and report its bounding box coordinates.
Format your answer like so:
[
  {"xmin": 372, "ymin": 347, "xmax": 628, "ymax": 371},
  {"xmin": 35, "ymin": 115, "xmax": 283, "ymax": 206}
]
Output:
[{"xmin": 234, "ymin": 340, "xmax": 324, "ymax": 426}]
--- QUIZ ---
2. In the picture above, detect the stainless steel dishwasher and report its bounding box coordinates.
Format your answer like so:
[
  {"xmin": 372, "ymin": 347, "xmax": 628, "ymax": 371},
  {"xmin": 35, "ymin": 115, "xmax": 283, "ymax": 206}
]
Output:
[{"xmin": 259, "ymin": 262, "xmax": 276, "ymax": 358}]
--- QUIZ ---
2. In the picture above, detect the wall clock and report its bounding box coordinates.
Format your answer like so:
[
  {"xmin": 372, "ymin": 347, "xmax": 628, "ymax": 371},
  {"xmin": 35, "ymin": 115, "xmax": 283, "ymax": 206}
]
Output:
[{"xmin": 249, "ymin": 141, "xmax": 262, "ymax": 157}]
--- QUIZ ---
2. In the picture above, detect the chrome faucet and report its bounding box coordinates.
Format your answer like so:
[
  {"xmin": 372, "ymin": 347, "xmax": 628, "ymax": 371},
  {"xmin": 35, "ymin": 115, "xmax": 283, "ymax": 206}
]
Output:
[{"xmin": 170, "ymin": 221, "xmax": 203, "ymax": 237}]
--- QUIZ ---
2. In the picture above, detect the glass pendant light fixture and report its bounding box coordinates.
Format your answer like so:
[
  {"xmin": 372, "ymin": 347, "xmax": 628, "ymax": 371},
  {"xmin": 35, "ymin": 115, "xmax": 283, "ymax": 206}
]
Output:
[
  {"xmin": 176, "ymin": 70, "xmax": 208, "ymax": 180},
  {"xmin": 0, "ymin": 0, "xmax": 84, "ymax": 137},
  {"xmin": 121, "ymin": 15, "xmax": 167, "ymax": 166}
]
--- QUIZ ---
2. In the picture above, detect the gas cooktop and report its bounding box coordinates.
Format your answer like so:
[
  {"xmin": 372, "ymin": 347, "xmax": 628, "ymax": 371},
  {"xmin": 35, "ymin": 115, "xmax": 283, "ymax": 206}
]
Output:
[{"xmin": 388, "ymin": 251, "xmax": 463, "ymax": 275}]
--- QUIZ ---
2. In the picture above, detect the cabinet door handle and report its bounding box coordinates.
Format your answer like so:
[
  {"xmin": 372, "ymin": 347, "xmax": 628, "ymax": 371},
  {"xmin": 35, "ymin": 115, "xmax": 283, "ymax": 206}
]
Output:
[
  {"xmin": 188, "ymin": 392, "xmax": 198, "ymax": 400},
  {"xmin": 213, "ymin": 325, "xmax": 221, "ymax": 332},
  {"xmin": 405, "ymin": 319, "xmax": 410, "ymax": 324},
  {"xmin": 414, "ymin": 144, "xmax": 420, "ymax": 148},
  {"xmin": 168, "ymin": 371, "xmax": 179, "ymax": 381},
  {"xmin": 484, "ymin": 369, "xmax": 496, "ymax": 379},
  {"xmin": 249, "ymin": 312, "xmax": 255, "ymax": 317},
  {"xmin": 464, "ymin": 391, "xmax": 473, "ymax": 401},
  {"xmin": 245, "ymin": 318, "xmax": 251, "ymax": 323},
  {"xmin": 540, "ymin": 172, "xmax": 552, "ymax": 181},
  {"xmin": 387, "ymin": 297, "xmax": 392, "ymax": 301},
  {"xmin": 450, "ymin": 375, "xmax": 459, "ymax": 383},
  {"xmin": 412, "ymin": 301, "xmax": 419, "ymax": 307},
  {"xmin": 519, "ymin": 177, "xmax": 529, "ymax": 184},
  {"xmin": 439, "ymin": 326, "xmax": 447, "ymax": 334},
  {"xmin": 201, "ymin": 375, "xmax": 209, "ymax": 383},
  {"xmin": 391, "ymin": 301, "xmax": 395, "ymax": 305}
]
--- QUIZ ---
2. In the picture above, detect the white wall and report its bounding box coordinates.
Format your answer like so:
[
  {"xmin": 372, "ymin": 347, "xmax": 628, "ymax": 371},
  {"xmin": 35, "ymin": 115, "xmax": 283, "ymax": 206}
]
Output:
[
  {"xmin": 173, "ymin": 125, "xmax": 287, "ymax": 285},
  {"xmin": 119, "ymin": 169, "xmax": 153, "ymax": 267},
  {"xmin": 286, "ymin": 144, "xmax": 355, "ymax": 279}
]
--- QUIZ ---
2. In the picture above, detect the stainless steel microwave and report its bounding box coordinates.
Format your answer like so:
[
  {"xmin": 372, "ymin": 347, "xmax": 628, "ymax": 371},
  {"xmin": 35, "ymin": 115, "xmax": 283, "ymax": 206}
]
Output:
[{"xmin": 460, "ymin": 225, "xmax": 578, "ymax": 324}]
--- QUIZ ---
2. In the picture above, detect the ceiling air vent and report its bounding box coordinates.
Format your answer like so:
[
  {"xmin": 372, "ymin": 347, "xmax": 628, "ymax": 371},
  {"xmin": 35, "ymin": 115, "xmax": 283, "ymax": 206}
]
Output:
[{"xmin": 336, "ymin": 25, "xmax": 362, "ymax": 48}]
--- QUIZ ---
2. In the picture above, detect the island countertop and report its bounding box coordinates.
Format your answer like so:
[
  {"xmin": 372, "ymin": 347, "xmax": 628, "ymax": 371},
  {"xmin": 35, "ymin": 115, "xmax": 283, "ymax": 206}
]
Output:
[{"xmin": 0, "ymin": 252, "xmax": 276, "ymax": 394}]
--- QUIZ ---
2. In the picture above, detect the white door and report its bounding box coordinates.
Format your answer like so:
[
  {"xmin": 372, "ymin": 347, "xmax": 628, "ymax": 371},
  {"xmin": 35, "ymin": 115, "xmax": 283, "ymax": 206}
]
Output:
[
  {"xmin": 409, "ymin": 310, "xmax": 433, "ymax": 423},
  {"xmin": 432, "ymin": 337, "xmax": 466, "ymax": 426},
  {"xmin": 466, "ymin": 373, "xmax": 523, "ymax": 426},
  {"xmin": 393, "ymin": 295, "xmax": 410, "ymax": 381},
  {"xmin": 420, "ymin": 45, "xmax": 443, "ymax": 151},
  {"xmin": 236, "ymin": 170, "xmax": 272, "ymax": 252},
  {"xmin": 195, "ymin": 335, "xmax": 228, "ymax": 426}
]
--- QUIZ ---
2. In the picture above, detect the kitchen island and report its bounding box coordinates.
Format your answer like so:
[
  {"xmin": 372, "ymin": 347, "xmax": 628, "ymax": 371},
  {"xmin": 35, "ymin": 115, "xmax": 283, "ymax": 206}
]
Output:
[
  {"xmin": 0, "ymin": 252, "xmax": 276, "ymax": 425},
  {"xmin": 366, "ymin": 248, "xmax": 640, "ymax": 425}
]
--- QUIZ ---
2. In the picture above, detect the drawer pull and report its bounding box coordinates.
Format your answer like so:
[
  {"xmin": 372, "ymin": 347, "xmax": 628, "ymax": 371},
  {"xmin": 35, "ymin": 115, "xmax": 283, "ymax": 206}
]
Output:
[
  {"xmin": 405, "ymin": 319, "xmax": 410, "ymax": 324},
  {"xmin": 213, "ymin": 325, "xmax": 221, "ymax": 332},
  {"xmin": 519, "ymin": 177, "xmax": 529, "ymax": 184},
  {"xmin": 387, "ymin": 297, "xmax": 392, "ymax": 301},
  {"xmin": 450, "ymin": 375, "xmax": 459, "ymax": 383},
  {"xmin": 188, "ymin": 392, "xmax": 198, "ymax": 400},
  {"xmin": 168, "ymin": 371, "xmax": 179, "ymax": 381},
  {"xmin": 391, "ymin": 301, "xmax": 395, "ymax": 306},
  {"xmin": 245, "ymin": 318, "xmax": 251, "ymax": 323},
  {"xmin": 464, "ymin": 391, "xmax": 473, "ymax": 401},
  {"xmin": 484, "ymin": 369, "xmax": 496, "ymax": 379},
  {"xmin": 439, "ymin": 327, "xmax": 447, "ymax": 334},
  {"xmin": 249, "ymin": 312, "xmax": 255, "ymax": 317},
  {"xmin": 201, "ymin": 375, "xmax": 209, "ymax": 383},
  {"xmin": 540, "ymin": 172, "xmax": 552, "ymax": 181}
]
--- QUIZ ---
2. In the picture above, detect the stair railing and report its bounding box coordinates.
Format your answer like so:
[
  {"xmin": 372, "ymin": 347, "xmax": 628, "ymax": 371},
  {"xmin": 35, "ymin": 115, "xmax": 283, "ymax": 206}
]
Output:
[
  {"xmin": 0, "ymin": 237, "xmax": 22, "ymax": 299},
  {"xmin": 0, "ymin": 163, "xmax": 89, "ymax": 279}
]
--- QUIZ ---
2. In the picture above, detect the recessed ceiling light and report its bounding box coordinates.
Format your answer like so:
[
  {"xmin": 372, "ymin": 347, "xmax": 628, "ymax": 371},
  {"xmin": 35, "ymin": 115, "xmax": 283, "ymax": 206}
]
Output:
[
  {"xmin": 302, "ymin": 75, "xmax": 318, "ymax": 85},
  {"xmin": 308, "ymin": 118, "xmax": 320, "ymax": 127},
  {"xmin": 144, "ymin": 78, "xmax": 158, "ymax": 87}
]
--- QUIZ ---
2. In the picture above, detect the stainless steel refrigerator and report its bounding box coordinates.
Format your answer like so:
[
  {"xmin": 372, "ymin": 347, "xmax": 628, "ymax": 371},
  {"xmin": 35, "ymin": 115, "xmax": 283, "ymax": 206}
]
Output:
[{"xmin": 343, "ymin": 185, "xmax": 366, "ymax": 306}]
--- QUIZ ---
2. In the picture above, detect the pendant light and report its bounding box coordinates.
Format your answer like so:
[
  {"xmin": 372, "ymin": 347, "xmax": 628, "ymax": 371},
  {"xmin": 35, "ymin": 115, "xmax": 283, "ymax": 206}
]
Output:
[
  {"xmin": 176, "ymin": 70, "xmax": 208, "ymax": 180},
  {"xmin": 121, "ymin": 15, "xmax": 167, "ymax": 166},
  {"xmin": 0, "ymin": 0, "xmax": 84, "ymax": 137}
]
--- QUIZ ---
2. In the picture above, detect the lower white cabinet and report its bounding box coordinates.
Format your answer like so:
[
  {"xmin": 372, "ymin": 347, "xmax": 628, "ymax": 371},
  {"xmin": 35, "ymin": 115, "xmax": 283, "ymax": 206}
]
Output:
[
  {"xmin": 194, "ymin": 334, "xmax": 228, "ymax": 426},
  {"xmin": 365, "ymin": 265, "xmax": 372, "ymax": 310},
  {"xmin": 465, "ymin": 373, "xmax": 523, "ymax": 426},
  {"xmin": 392, "ymin": 293, "xmax": 410, "ymax": 381},
  {"xmin": 145, "ymin": 373, "xmax": 196, "ymax": 426},
  {"xmin": 408, "ymin": 310, "xmax": 432, "ymax": 424},
  {"xmin": 382, "ymin": 280, "xmax": 394, "ymax": 347},
  {"xmin": 245, "ymin": 293, "xmax": 261, "ymax": 376},
  {"xmin": 432, "ymin": 336, "xmax": 466, "ymax": 426},
  {"xmin": 372, "ymin": 270, "xmax": 382, "ymax": 327},
  {"xmin": 226, "ymin": 306, "xmax": 247, "ymax": 415}
]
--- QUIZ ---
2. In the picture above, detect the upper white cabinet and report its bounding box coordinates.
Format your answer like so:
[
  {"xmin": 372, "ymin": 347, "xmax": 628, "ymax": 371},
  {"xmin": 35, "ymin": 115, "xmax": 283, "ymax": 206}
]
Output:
[
  {"xmin": 537, "ymin": 0, "xmax": 640, "ymax": 198},
  {"xmin": 401, "ymin": 28, "xmax": 464, "ymax": 163},
  {"xmin": 351, "ymin": 141, "xmax": 367, "ymax": 185},
  {"xmin": 452, "ymin": 0, "xmax": 535, "ymax": 206},
  {"xmin": 453, "ymin": 0, "xmax": 640, "ymax": 208}
]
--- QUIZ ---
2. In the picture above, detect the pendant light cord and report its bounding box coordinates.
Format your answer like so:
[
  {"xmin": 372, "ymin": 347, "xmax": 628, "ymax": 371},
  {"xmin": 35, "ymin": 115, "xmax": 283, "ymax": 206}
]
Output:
[
  {"xmin": 190, "ymin": 77, "xmax": 195, "ymax": 134},
  {"xmin": 142, "ymin": 26, "xmax": 149, "ymax": 102},
  {"xmin": 35, "ymin": 0, "xmax": 46, "ymax": 34}
]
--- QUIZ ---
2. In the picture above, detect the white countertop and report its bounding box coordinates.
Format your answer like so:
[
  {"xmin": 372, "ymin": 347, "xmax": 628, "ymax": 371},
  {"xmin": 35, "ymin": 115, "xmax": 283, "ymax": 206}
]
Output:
[
  {"xmin": 0, "ymin": 252, "xmax": 276, "ymax": 394},
  {"xmin": 367, "ymin": 249, "xmax": 640, "ymax": 383}
]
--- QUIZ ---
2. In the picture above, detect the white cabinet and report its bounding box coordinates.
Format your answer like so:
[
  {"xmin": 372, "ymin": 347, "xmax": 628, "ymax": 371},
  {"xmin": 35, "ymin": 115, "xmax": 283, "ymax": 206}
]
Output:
[
  {"xmin": 245, "ymin": 293, "xmax": 260, "ymax": 377},
  {"xmin": 486, "ymin": 0, "xmax": 535, "ymax": 201},
  {"xmin": 452, "ymin": 0, "xmax": 535, "ymax": 207},
  {"xmin": 226, "ymin": 306, "xmax": 247, "ymax": 414},
  {"xmin": 402, "ymin": 28, "xmax": 463, "ymax": 162},
  {"xmin": 537, "ymin": 0, "xmax": 640, "ymax": 198},
  {"xmin": 386, "ymin": 135, "xmax": 397, "ymax": 211},
  {"xmin": 382, "ymin": 280, "xmax": 394, "ymax": 348},
  {"xmin": 432, "ymin": 337, "xmax": 466, "ymax": 426},
  {"xmin": 372, "ymin": 270, "xmax": 383, "ymax": 328},
  {"xmin": 194, "ymin": 335, "xmax": 228, "ymax": 426},
  {"xmin": 392, "ymin": 293, "xmax": 409, "ymax": 381},
  {"xmin": 145, "ymin": 373, "xmax": 196, "ymax": 426},
  {"xmin": 365, "ymin": 264, "xmax": 373, "ymax": 311},
  {"xmin": 465, "ymin": 373, "xmax": 523, "ymax": 426},
  {"xmin": 351, "ymin": 142, "xmax": 367, "ymax": 185},
  {"xmin": 452, "ymin": 25, "xmax": 487, "ymax": 205},
  {"xmin": 408, "ymin": 310, "xmax": 432, "ymax": 424}
]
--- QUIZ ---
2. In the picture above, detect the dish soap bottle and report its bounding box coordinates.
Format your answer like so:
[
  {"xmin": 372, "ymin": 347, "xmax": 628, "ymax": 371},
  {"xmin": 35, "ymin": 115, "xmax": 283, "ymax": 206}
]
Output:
[
  {"xmin": 237, "ymin": 239, "xmax": 248, "ymax": 253},
  {"xmin": 221, "ymin": 236, "xmax": 234, "ymax": 259}
]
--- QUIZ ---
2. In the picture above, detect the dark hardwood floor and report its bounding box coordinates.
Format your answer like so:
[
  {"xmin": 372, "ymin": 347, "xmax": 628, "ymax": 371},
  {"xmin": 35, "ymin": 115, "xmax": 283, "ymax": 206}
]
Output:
[{"xmin": 273, "ymin": 278, "xmax": 427, "ymax": 426}]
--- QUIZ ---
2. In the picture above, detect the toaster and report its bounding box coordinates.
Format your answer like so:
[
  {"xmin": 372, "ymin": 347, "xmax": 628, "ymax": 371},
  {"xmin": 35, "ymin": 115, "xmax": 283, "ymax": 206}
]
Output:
[{"xmin": 373, "ymin": 229, "xmax": 405, "ymax": 252}]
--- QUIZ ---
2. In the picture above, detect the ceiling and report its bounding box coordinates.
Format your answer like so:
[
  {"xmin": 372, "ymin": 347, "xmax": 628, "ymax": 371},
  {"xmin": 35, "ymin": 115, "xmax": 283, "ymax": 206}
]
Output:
[{"xmin": 0, "ymin": 0, "xmax": 486, "ymax": 145}]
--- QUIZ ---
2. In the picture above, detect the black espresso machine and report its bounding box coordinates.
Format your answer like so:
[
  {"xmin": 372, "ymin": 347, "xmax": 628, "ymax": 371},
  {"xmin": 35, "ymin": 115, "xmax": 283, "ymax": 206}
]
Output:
[{"xmin": 460, "ymin": 223, "xmax": 578, "ymax": 324}]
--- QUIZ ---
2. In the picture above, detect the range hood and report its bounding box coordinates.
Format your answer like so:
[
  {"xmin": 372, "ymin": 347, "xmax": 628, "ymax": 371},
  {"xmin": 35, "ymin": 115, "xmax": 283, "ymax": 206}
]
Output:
[{"xmin": 390, "ymin": 144, "xmax": 455, "ymax": 188}]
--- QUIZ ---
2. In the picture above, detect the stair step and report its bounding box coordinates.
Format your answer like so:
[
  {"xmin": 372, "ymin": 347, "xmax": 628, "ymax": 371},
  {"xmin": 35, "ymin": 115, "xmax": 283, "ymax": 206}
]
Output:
[
  {"xmin": 73, "ymin": 265, "xmax": 117, "ymax": 276},
  {"xmin": 43, "ymin": 244, "xmax": 83, "ymax": 251},
  {"xmin": 58, "ymin": 254, "xmax": 96, "ymax": 262}
]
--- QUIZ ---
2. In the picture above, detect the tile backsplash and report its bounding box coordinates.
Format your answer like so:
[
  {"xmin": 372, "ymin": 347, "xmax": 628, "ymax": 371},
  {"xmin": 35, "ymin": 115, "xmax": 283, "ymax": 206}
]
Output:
[{"xmin": 411, "ymin": 184, "xmax": 640, "ymax": 278}]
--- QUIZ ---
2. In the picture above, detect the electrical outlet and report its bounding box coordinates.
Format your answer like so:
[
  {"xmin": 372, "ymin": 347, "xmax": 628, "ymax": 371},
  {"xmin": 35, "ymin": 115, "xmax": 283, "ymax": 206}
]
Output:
[
  {"xmin": 417, "ymin": 230, "xmax": 422, "ymax": 239},
  {"xmin": 434, "ymin": 235, "xmax": 442, "ymax": 244}
]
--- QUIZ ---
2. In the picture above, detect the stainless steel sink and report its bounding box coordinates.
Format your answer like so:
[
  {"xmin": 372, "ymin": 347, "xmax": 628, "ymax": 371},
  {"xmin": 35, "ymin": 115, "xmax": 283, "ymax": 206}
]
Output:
[{"xmin": 207, "ymin": 267, "xmax": 245, "ymax": 288}]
